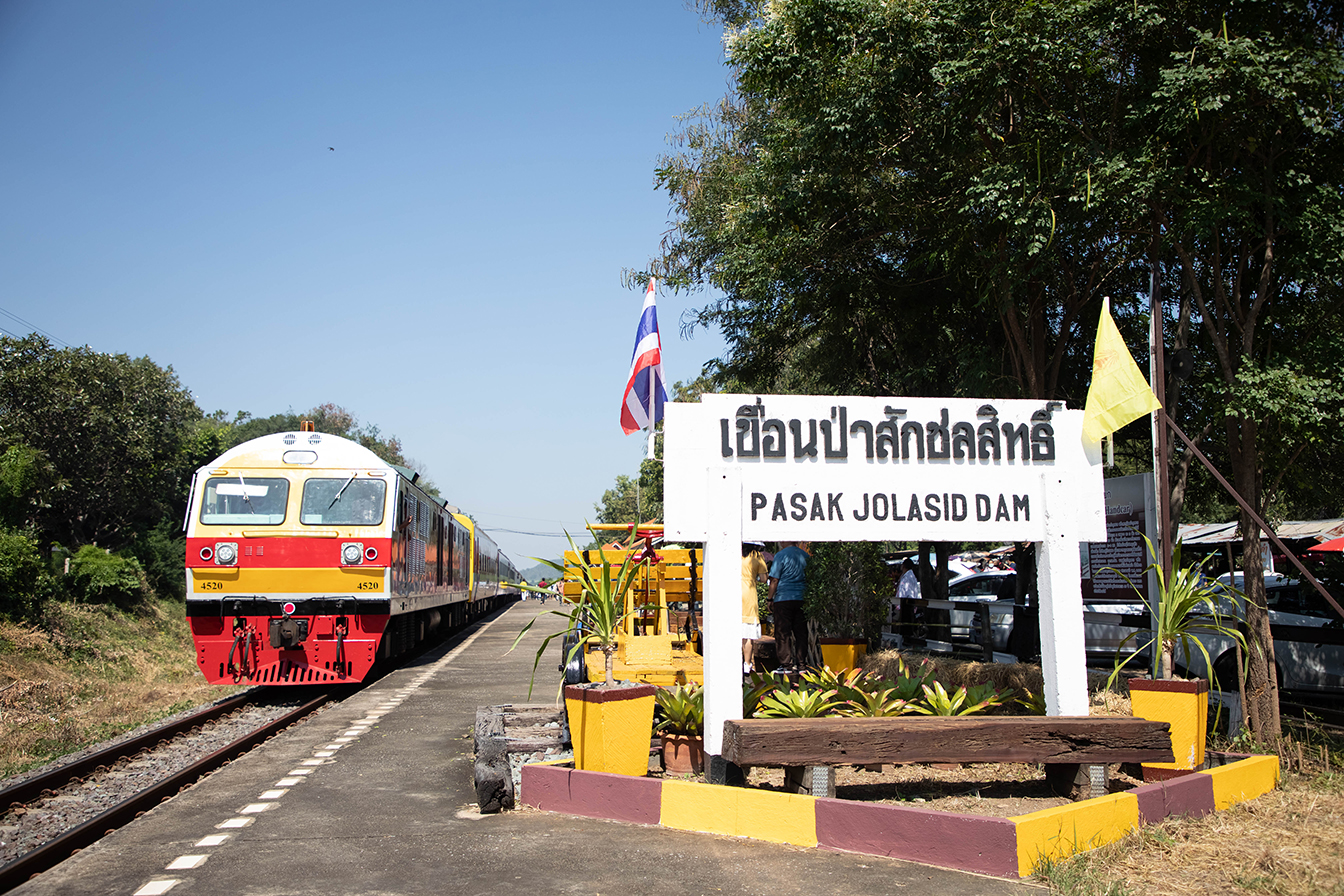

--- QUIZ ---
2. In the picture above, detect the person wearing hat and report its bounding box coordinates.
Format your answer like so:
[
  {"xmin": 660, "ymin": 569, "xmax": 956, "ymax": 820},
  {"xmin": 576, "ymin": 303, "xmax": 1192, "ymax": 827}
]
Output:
[{"xmin": 741, "ymin": 542, "xmax": 768, "ymax": 674}]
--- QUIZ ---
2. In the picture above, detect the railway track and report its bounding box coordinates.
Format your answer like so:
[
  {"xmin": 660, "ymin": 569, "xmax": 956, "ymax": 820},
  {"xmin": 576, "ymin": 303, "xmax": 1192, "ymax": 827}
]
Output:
[{"xmin": 0, "ymin": 691, "xmax": 332, "ymax": 892}]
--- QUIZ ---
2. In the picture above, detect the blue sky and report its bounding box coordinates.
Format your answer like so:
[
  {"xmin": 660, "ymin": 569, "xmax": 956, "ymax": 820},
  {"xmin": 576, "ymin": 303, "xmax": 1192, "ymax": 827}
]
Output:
[{"xmin": 0, "ymin": 1, "xmax": 732, "ymax": 565}]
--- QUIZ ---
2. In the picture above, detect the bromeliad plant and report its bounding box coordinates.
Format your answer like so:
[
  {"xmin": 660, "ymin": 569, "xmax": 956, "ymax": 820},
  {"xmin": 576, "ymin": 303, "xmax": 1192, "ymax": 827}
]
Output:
[
  {"xmin": 908, "ymin": 680, "xmax": 1012, "ymax": 716},
  {"xmin": 509, "ymin": 530, "xmax": 654, "ymax": 695},
  {"xmin": 755, "ymin": 686, "xmax": 842, "ymax": 718},
  {"xmin": 654, "ymin": 683, "xmax": 704, "ymax": 736},
  {"xmin": 1106, "ymin": 536, "xmax": 1250, "ymax": 686}
]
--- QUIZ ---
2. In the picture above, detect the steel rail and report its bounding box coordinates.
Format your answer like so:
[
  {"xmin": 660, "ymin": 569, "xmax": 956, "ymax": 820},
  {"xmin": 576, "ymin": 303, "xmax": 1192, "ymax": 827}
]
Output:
[
  {"xmin": 0, "ymin": 694, "xmax": 328, "ymax": 893},
  {"xmin": 0, "ymin": 691, "xmax": 255, "ymax": 810}
]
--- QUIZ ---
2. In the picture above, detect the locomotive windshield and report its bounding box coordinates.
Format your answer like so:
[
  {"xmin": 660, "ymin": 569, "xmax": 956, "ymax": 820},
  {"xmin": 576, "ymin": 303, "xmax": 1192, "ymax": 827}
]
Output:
[
  {"xmin": 199, "ymin": 477, "xmax": 289, "ymax": 525},
  {"xmin": 301, "ymin": 477, "xmax": 386, "ymax": 526}
]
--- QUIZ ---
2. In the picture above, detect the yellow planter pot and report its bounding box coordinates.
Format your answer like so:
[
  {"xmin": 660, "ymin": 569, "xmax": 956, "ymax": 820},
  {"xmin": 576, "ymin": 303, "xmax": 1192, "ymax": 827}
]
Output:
[
  {"xmin": 564, "ymin": 683, "xmax": 657, "ymax": 776},
  {"xmin": 1128, "ymin": 677, "xmax": 1208, "ymax": 780},
  {"xmin": 818, "ymin": 638, "xmax": 868, "ymax": 672}
]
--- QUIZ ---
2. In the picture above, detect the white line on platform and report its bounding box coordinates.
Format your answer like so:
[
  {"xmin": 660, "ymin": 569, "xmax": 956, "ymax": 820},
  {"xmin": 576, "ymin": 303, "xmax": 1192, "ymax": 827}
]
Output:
[
  {"xmin": 165, "ymin": 855, "xmax": 207, "ymax": 871},
  {"xmin": 195, "ymin": 834, "xmax": 229, "ymax": 847},
  {"xmin": 133, "ymin": 880, "xmax": 179, "ymax": 895}
]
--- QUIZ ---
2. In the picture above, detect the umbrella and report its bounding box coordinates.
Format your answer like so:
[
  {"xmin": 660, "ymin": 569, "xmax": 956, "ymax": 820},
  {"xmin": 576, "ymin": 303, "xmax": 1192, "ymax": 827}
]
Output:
[{"xmin": 1307, "ymin": 536, "xmax": 1344, "ymax": 552}]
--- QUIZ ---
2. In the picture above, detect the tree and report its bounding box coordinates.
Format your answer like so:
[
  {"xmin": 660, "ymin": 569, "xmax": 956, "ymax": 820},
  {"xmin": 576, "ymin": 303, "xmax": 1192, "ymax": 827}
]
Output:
[
  {"xmin": 661, "ymin": 0, "xmax": 1344, "ymax": 742},
  {"xmin": 0, "ymin": 336, "xmax": 204, "ymax": 550},
  {"xmin": 659, "ymin": 0, "xmax": 1162, "ymax": 402},
  {"xmin": 1136, "ymin": 1, "xmax": 1344, "ymax": 741}
]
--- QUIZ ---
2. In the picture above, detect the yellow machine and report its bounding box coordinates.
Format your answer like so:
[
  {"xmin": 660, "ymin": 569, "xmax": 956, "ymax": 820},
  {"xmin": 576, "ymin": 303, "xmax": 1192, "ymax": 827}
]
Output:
[{"xmin": 560, "ymin": 524, "xmax": 704, "ymax": 686}]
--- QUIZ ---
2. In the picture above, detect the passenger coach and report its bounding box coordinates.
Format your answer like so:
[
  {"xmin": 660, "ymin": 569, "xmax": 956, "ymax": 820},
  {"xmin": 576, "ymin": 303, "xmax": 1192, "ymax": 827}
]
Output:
[{"xmin": 184, "ymin": 428, "xmax": 518, "ymax": 684}]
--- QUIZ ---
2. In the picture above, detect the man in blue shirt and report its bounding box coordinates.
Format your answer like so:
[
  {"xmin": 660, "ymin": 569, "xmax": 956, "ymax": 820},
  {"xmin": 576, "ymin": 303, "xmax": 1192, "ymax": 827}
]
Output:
[{"xmin": 768, "ymin": 542, "xmax": 811, "ymax": 670}]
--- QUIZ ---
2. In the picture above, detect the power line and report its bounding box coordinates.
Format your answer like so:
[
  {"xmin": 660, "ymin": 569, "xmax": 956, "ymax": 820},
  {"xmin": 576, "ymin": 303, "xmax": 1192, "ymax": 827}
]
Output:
[
  {"xmin": 0, "ymin": 306, "xmax": 70, "ymax": 348},
  {"xmin": 489, "ymin": 528, "xmax": 575, "ymax": 538}
]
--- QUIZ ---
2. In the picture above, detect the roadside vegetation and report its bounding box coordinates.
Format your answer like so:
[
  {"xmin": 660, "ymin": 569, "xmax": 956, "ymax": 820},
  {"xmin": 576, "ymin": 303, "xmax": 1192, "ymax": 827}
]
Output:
[
  {"xmin": 0, "ymin": 596, "xmax": 242, "ymax": 780},
  {"xmin": 0, "ymin": 335, "xmax": 419, "ymax": 779}
]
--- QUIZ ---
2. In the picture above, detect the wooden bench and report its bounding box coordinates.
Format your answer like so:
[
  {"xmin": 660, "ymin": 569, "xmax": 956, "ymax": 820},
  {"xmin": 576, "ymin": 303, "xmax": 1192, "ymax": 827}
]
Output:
[{"xmin": 721, "ymin": 716, "xmax": 1175, "ymax": 800}]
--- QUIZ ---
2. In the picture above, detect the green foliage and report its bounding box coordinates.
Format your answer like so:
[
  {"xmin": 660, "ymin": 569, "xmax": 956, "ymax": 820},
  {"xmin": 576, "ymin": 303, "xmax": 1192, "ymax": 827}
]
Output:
[
  {"xmin": 1106, "ymin": 537, "xmax": 1250, "ymax": 687},
  {"xmin": 66, "ymin": 545, "xmax": 149, "ymax": 608},
  {"xmin": 746, "ymin": 659, "xmax": 1005, "ymax": 718},
  {"xmin": 127, "ymin": 519, "xmax": 187, "ymax": 601},
  {"xmin": 509, "ymin": 530, "xmax": 653, "ymax": 693},
  {"xmin": 755, "ymin": 685, "xmax": 841, "ymax": 718},
  {"xmin": 0, "ymin": 528, "xmax": 50, "ymax": 619},
  {"xmin": 804, "ymin": 542, "xmax": 893, "ymax": 641},
  {"xmin": 655, "ymin": 684, "xmax": 704, "ymax": 735},
  {"xmin": 0, "ymin": 335, "xmax": 203, "ymax": 550},
  {"xmin": 593, "ymin": 457, "xmax": 663, "ymax": 526},
  {"xmin": 908, "ymin": 680, "xmax": 1010, "ymax": 717},
  {"xmin": 0, "ymin": 445, "xmax": 56, "ymax": 530}
]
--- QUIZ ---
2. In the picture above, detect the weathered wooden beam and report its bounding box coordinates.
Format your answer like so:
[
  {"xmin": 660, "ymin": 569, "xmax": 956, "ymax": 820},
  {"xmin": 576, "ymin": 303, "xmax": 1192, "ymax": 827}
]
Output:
[{"xmin": 721, "ymin": 716, "xmax": 1174, "ymax": 767}]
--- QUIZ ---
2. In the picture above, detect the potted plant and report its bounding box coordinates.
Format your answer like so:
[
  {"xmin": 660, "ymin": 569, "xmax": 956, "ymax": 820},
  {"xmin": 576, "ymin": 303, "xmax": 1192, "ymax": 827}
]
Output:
[
  {"xmin": 805, "ymin": 543, "xmax": 891, "ymax": 671},
  {"xmin": 1107, "ymin": 537, "xmax": 1249, "ymax": 778},
  {"xmin": 654, "ymin": 683, "xmax": 704, "ymax": 774},
  {"xmin": 510, "ymin": 531, "xmax": 658, "ymax": 776}
]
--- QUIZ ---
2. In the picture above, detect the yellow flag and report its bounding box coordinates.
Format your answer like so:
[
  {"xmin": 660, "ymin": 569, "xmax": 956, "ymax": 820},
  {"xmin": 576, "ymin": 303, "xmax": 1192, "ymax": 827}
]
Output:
[{"xmin": 1082, "ymin": 297, "xmax": 1161, "ymax": 442}]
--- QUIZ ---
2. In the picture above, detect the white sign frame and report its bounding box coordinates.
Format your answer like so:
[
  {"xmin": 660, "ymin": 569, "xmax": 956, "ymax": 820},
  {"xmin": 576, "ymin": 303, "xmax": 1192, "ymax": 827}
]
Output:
[{"xmin": 663, "ymin": 394, "xmax": 1106, "ymax": 759}]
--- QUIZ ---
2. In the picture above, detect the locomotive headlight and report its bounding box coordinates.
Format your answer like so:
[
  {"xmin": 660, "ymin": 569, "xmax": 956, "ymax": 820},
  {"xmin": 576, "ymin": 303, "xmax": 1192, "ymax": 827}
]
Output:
[
  {"xmin": 215, "ymin": 542, "xmax": 238, "ymax": 566},
  {"xmin": 341, "ymin": 542, "xmax": 364, "ymax": 565}
]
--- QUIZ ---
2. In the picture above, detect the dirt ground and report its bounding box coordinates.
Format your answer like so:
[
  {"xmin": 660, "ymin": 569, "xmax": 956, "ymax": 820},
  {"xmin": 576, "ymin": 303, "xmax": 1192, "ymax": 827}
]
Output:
[{"xmin": 743, "ymin": 760, "xmax": 1145, "ymax": 817}]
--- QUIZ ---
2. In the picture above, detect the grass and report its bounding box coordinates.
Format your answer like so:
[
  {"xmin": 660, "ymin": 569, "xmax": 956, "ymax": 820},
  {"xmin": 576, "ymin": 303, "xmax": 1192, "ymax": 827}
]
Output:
[
  {"xmin": 867, "ymin": 648, "xmax": 1344, "ymax": 894},
  {"xmin": 1034, "ymin": 724, "xmax": 1344, "ymax": 896},
  {"xmin": 0, "ymin": 598, "xmax": 242, "ymax": 779}
]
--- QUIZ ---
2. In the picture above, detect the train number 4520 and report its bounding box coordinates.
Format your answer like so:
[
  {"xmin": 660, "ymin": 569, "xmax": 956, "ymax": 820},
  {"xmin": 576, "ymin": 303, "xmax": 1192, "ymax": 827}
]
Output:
[{"xmin": 356, "ymin": 581, "xmax": 381, "ymax": 591}]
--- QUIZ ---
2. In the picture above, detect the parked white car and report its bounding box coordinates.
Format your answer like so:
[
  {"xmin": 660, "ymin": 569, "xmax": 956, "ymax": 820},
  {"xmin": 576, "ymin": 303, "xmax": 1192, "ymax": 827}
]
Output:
[{"xmin": 1177, "ymin": 573, "xmax": 1344, "ymax": 695}]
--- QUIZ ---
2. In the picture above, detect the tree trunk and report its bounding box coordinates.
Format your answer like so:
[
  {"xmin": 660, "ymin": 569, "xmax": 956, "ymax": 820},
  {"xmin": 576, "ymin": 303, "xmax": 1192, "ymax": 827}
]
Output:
[
  {"xmin": 1229, "ymin": 418, "xmax": 1281, "ymax": 745},
  {"xmin": 603, "ymin": 647, "xmax": 616, "ymax": 686}
]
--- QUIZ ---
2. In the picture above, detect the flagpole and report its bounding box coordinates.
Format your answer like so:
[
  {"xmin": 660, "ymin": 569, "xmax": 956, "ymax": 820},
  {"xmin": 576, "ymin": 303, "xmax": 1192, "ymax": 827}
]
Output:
[
  {"xmin": 647, "ymin": 278, "xmax": 657, "ymax": 462},
  {"xmin": 1148, "ymin": 237, "xmax": 1171, "ymax": 586}
]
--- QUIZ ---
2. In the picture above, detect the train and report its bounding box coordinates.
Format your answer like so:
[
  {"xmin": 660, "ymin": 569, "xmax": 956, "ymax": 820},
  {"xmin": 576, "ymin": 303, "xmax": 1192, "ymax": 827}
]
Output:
[{"xmin": 184, "ymin": 427, "xmax": 519, "ymax": 685}]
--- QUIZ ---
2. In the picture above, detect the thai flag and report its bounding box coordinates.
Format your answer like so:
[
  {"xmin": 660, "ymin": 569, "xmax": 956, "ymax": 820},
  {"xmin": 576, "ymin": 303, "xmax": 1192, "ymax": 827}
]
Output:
[{"xmin": 620, "ymin": 278, "xmax": 667, "ymax": 435}]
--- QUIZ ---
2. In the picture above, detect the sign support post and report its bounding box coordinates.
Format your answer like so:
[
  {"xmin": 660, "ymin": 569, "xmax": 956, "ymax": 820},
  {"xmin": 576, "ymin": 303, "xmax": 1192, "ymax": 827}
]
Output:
[{"xmin": 703, "ymin": 468, "xmax": 743, "ymax": 764}]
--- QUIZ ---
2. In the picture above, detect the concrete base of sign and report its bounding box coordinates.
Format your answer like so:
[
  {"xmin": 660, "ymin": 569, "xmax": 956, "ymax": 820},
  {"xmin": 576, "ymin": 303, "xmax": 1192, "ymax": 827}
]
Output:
[{"xmin": 521, "ymin": 754, "xmax": 1278, "ymax": 879}]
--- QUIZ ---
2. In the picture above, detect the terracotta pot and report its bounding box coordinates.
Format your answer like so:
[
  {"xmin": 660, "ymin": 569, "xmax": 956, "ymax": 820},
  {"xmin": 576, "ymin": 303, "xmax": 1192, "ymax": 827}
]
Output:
[
  {"xmin": 564, "ymin": 683, "xmax": 657, "ymax": 776},
  {"xmin": 1128, "ymin": 677, "xmax": 1209, "ymax": 780},
  {"xmin": 660, "ymin": 733, "xmax": 705, "ymax": 775}
]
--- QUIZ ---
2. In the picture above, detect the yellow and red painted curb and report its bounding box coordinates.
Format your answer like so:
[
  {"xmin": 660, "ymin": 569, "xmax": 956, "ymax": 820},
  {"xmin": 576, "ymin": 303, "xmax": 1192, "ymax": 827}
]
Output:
[{"xmin": 521, "ymin": 753, "xmax": 1279, "ymax": 878}]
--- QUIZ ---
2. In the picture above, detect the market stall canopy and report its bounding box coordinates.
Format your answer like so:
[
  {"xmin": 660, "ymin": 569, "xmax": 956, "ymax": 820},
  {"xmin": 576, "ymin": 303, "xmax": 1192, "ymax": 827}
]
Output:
[{"xmin": 1307, "ymin": 536, "xmax": 1344, "ymax": 553}]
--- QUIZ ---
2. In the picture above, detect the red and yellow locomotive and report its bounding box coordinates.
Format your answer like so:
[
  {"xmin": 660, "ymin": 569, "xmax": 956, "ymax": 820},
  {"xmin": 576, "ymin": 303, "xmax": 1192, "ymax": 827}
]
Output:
[{"xmin": 185, "ymin": 428, "xmax": 518, "ymax": 684}]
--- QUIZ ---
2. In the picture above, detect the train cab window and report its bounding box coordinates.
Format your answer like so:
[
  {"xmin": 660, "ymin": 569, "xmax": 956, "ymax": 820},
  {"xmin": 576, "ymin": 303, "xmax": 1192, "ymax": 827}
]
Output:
[
  {"xmin": 200, "ymin": 478, "xmax": 289, "ymax": 525},
  {"xmin": 301, "ymin": 478, "xmax": 386, "ymax": 525}
]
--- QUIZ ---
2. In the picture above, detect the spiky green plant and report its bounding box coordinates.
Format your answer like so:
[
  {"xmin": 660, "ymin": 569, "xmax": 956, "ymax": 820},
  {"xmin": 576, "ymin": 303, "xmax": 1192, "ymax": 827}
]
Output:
[
  {"xmin": 508, "ymin": 529, "xmax": 652, "ymax": 696},
  {"xmin": 838, "ymin": 686, "xmax": 915, "ymax": 717},
  {"xmin": 654, "ymin": 683, "xmax": 703, "ymax": 736},
  {"xmin": 909, "ymin": 680, "xmax": 1003, "ymax": 716},
  {"xmin": 1106, "ymin": 536, "xmax": 1250, "ymax": 686},
  {"xmin": 755, "ymin": 686, "xmax": 841, "ymax": 718}
]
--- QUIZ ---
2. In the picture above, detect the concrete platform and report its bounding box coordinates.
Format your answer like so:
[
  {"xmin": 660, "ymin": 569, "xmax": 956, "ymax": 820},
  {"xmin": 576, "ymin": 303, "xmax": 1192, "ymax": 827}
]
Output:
[{"xmin": 13, "ymin": 602, "xmax": 1031, "ymax": 896}]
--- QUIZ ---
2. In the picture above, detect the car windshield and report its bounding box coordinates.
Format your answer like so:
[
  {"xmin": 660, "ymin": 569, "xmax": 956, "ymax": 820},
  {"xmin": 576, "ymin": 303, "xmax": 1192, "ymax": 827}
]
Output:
[
  {"xmin": 950, "ymin": 574, "xmax": 1014, "ymax": 599},
  {"xmin": 200, "ymin": 477, "xmax": 289, "ymax": 525},
  {"xmin": 301, "ymin": 477, "xmax": 386, "ymax": 526}
]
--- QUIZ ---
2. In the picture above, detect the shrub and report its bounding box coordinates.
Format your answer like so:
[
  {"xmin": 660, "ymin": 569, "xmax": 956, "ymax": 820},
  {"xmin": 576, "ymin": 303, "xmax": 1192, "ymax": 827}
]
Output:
[
  {"xmin": 66, "ymin": 545, "xmax": 148, "ymax": 607},
  {"xmin": 127, "ymin": 520, "xmax": 186, "ymax": 600},
  {"xmin": 0, "ymin": 528, "xmax": 49, "ymax": 619},
  {"xmin": 804, "ymin": 542, "xmax": 893, "ymax": 642}
]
